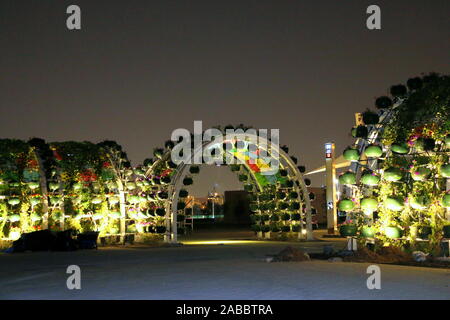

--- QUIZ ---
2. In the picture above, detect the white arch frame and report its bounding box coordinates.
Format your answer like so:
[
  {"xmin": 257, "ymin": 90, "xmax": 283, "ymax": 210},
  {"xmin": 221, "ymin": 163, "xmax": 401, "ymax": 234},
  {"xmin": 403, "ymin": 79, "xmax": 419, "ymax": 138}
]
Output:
[{"xmin": 145, "ymin": 133, "xmax": 313, "ymax": 243}]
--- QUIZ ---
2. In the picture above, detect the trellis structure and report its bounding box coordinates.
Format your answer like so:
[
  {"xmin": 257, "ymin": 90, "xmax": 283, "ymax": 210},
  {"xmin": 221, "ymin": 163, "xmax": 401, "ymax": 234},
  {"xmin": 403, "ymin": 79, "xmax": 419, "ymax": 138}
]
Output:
[
  {"xmin": 0, "ymin": 126, "xmax": 314, "ymax": 243},
  {"xmin": 337, "ymin": 73, "xmax": 450, "ymax": 253},
  {"xmin": 144, "ymin": 130, "xmax": 313, "ymax": 243}
]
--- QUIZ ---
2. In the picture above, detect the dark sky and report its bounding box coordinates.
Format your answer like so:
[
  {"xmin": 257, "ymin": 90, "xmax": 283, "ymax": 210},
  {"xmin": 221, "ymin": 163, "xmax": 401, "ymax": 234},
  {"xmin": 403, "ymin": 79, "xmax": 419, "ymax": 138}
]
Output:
[{"xmin": 1, "ymin": 0, "xmax": 449, "ymax": 196}]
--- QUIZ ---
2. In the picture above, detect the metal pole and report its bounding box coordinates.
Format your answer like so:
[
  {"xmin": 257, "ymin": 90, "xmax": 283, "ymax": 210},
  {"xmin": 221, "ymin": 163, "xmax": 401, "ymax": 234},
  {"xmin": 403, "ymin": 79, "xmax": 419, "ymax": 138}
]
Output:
[{"xmin": 325, "ymin": 142, "xmax": 338, "ymax": 234}]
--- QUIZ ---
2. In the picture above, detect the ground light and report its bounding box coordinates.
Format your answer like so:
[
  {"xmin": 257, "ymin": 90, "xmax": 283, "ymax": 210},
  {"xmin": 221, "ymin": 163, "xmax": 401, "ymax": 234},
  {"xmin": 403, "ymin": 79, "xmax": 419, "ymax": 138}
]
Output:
[{"xmin": 181, "ymin": 240, "xmax": 262, "ymax": 245}]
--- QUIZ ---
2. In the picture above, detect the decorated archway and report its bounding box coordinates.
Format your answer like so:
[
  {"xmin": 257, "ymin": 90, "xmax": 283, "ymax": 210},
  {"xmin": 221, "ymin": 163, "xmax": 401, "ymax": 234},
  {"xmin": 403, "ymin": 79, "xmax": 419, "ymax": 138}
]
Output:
[
  {"xmin": 0, "ymin": 127, "xmax": 314, "ymax": 244},
  {"xmin": 142, "ymin": 127, "xmax": 314, "ymax": 243}
]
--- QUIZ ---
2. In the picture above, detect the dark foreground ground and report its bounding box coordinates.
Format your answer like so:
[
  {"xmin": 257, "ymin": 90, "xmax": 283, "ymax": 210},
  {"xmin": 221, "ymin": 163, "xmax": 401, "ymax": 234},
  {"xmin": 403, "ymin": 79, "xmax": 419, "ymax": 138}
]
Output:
[{"xmin": 0, "ymin": 228, "xmax": 449, "ymax": 300}]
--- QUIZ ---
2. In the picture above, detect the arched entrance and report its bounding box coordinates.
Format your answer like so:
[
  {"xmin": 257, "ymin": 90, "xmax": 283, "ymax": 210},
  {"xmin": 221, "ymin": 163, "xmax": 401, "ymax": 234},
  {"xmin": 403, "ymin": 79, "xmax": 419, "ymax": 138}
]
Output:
[{"xmin": 144, "ymin": 129, "xmax": 313, "ymax": 243}]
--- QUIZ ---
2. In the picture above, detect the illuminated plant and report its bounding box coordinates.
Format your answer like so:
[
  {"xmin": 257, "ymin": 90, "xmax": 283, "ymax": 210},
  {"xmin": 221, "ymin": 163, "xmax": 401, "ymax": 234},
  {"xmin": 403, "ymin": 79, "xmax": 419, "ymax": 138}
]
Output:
[{"xmin": 340, "ymin": 74, "xmax": 450, "ymax": 253}]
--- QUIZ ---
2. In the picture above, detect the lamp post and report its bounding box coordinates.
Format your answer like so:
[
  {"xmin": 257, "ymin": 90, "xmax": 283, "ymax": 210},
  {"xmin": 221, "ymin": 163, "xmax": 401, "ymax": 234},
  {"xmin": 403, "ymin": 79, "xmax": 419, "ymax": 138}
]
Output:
[{"xmin": 325, "ymin": 142, "xmax": 338, "ymax": 234}]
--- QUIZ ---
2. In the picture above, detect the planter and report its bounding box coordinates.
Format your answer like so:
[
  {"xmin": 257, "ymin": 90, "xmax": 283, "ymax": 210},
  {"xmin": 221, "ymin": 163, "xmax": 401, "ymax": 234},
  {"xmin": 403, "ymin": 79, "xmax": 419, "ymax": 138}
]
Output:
[
  {"xmin": 126, "ymin": 182, "xmax": 137, "ymax": 190},
  {"xmin": 101, "ymin": 169, "xmax": 115, "ymax": 180},
  {"xmin": 127, "ymin": 195, "xmax": 140, "ymax": 204},
  {"xmin": 362, "ymin": 111, "xmax": 379, "ymax": 125},
  {"xmin": 49, "ymin": 182, "xmax": 59, "ymax": 191},
  {"xmin": 283, "ymin": 180, "xmax": 294, "ymax": 188},
  {"xmin": 244, "ymin": 184, "xmax": 253, "ymax": 192},
  {"xmin": 390, "ymin": 84, "xmax": 407, "ymax": 97},
  {"xmin": 384, "ymin": 197, "xmax": 404, "ymax": 211},
  {"xmin": 277, "ymin": 192, "xmax": 287, "ymax": 200},
  {"xmin": 289, "ymin": 191, "xmax": 299, "ymax": 199},
  {"xmin": 251, "ymin": 224, "xmax": 261, "ymax": 232},
  {"xmin": 351, "ymin": 126, "xmax": 368, "ymax": 138},
  {"xmin": 108, "ymin": 211, "xmax": 121, "ymax": 219},
  {"xmin": 364, "ymin": 145, "xmax": 383, "ymax": 158},
  {"xmin": 441, "ymin": 194, "xmax": 450, "ymax": 208},
  {"xmin": 391, "ymin": 143, "xmax": 409, "ymax": 154},
  {"xmin": 361, "ymin": 173, "xmax": 380, "ymax": 186},
  {"xmin": 30, "ymin": 197, "xmax": 41, "ymax": 206},
  {"xmin": 238, "ymin": 174, "xmax": 248, "ymax": 182},
  {"xmin": 339, "ymin": 225, "xmax": 357, "ymax": 237},
  {"xmin": 91, "ymin": 197, "xmax": 103, "ymax": 204},
  {"xmin": 73, "ymin": 182, "xmax": 83, "ymax": 191},
  {"xmin": 153, "ymin": 148, "xmax": 164, "ymax": 159},
  {"xmin": 289, "ymin": 202, "xmax": 300, "ymax": 210},
  {"xmin": 157, "ymin": 191, "xmax": 168, "ymax": 200},
  {"xmin": 92, "ymin": 213, "xmax": 103, "ymax": 220},
  {"xmin": 179, "ymin": 189, "xmax": 189, "ymax": 198},
  {"xmin": 8, "ymin": 197, "xmax": 20, "ymax": 206},
  {"xmin": 338, "ymin": 171, "xmax": 356, "ymax": 185},
  {"xmin": 251, "ymin": 214, "xmax": 261, "ymax": 223},
  {"xmin": 230, "ymin": 165, "xmax": 240, "ymax": 172},
  {"xmin": 343, "ymin": 148, "xmax": 360, "ymax": 161},
  {"xmin": 338, "ymin": 199, "xmax": 355, "ymax": 212},
  {"xmin": 415, "ymin": 138, "xmax": 435, "ymax": 152},
  {"xmin": 409, "ymin": 196, "xmax": 429, "ymax": 210},
  {"xmin": 108, "ymin": 196, "xmax": 120, "ymax": 205},
  {"xmin": 361, "ymin": 227, "xmax": 375, "ymax": 238},
  {"xmin": 445, "ymin": 135, "xmax": 450, "ymax": 148},
  {"xmin": 278, "ymin": 202, "xmax": 289, "ymax": 210},
  {"xmin": 411, "ymin": 167, "xmax": 431, "ymax": 181},
  {"xmin": 443, "ymin": 225, "xmax": 450, "ymax": 238},
  {"xmin": 161, "ymin": 176, "xmax": 171, "ymax": 184},
  {"xmin": 440, "ymin": 164, "xmax": 450, "ymax": 178},
  {"xmin": 360, "ymin": 198, "xmax": 378, "ymax": 212},
  {"xmin": 27, "ymin": 182, "xmax": 40, "ymax": 190},
  {"xmin": 375, "ymin": 96, "xmax": 393, "ymax": 109},
  {"xmin": 385, "ymin": 226, "xmax": 402, "ymax": 239},
  {"xmin": 270, "ymin": 215, "xmax": 280, "ymax": 222},
  {"xmin": 155, "ymin": 208, "xmax": 166, "ymax": 217},
  {"xmin": 183, "ymin": 177, "xmax": 193, "ymax": 185},
  {"xmin": 383, "ymin": 167, "xmax": 403, "ymax": 181},
  {"xmin": 155, "ymin": 226, "xmax": 166, "ymax": 234},
  {"xmin": 270, "ymin": 226, "xmax": 280, "ymax": 233},
  {"xmin": 167, "ymin": 161, "xmax": 177, "ymax": 169},
  {"xmin": 8, "ymin": 214, "xmax": 21, "ymax": 222}
]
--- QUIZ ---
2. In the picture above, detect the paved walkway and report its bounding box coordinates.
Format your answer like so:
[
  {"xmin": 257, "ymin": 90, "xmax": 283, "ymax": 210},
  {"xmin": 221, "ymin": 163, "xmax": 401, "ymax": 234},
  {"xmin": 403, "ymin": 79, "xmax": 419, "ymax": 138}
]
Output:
[{"xmin": 1, "ymin": 230, "xmax": 449, "ymax": 299}]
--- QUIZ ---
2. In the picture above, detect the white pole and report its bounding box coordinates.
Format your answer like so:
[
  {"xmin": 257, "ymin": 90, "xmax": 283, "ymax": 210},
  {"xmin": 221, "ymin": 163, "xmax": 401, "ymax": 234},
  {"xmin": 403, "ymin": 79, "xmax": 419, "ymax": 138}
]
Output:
[{"xmin": 325, "ymin": 142, "xmax": 338, "ymax": 235}]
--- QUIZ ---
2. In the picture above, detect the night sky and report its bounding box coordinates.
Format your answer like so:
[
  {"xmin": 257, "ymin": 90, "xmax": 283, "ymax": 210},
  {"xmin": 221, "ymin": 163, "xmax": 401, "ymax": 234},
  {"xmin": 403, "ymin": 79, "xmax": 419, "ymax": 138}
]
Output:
[{"xmin": 1, "ymin": 0, "xmax": 449, "ymax": 196}]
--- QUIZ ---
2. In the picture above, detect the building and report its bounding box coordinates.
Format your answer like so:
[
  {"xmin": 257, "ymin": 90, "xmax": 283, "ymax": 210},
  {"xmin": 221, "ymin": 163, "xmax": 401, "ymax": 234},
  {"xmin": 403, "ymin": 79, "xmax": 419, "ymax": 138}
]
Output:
[
  {"xmin": 308, "ymin": 187, "xmax": 327, "ymax": 225},
  {"xmin": 223, "ymin": 190, "xmax": 251, "ymax": 225}
]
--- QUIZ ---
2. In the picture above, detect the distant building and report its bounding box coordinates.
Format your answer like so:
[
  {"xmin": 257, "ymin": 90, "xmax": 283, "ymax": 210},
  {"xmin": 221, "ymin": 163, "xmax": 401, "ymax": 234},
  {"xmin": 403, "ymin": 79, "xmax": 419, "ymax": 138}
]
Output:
[
  {"xmin": 223, "ymin": 190, "xmax": 251, "ymax": 225},
  {"xmin": 308, "ymin": 187, "xmax": 327, "ymax": 224}
]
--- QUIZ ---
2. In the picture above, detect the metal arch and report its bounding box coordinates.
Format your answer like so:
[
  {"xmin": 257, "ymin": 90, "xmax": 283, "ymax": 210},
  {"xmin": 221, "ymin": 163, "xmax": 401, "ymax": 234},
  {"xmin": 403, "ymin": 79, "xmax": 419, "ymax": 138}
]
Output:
[{"xmin": 144, "ymin": 132, "xmax": 313, "ymax": 243}]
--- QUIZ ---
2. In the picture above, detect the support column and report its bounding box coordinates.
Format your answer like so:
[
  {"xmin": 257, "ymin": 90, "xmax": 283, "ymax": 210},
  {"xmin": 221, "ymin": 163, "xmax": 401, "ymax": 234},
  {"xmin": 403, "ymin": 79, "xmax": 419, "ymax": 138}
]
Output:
[
  {"xmin": 35, "ymin": 151, "xmax": 49, "ymax": 230},
  {"xmin": 119, "ymin": 190, "xmax": 126, "ymax": 243},
  {"xmin": 325, "ymin": 142, "xmax": 338, "ymax": 234}
]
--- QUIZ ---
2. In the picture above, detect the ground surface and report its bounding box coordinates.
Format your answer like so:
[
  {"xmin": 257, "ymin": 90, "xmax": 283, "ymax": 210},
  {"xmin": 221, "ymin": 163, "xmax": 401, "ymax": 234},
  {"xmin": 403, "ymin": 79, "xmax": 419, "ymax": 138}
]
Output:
[{"xmin": 1, "ymin": 228, "xmax": 449, "ymax": 300}]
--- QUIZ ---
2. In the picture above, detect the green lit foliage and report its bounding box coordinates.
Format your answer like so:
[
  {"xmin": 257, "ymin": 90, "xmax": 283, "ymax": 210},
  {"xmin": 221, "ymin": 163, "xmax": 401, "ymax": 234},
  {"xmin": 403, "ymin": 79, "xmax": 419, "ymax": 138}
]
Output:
[{"xmin": 343, "ymin": 74, "xmax": 450, "ymax": 253}]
